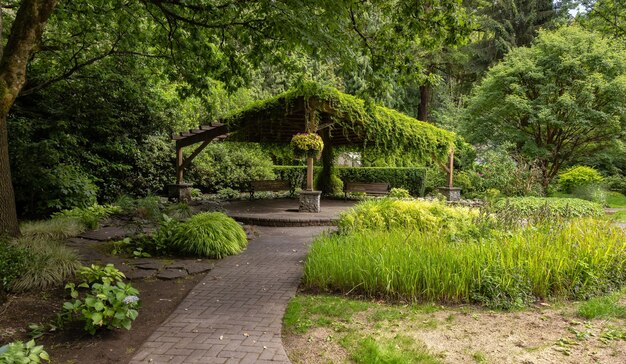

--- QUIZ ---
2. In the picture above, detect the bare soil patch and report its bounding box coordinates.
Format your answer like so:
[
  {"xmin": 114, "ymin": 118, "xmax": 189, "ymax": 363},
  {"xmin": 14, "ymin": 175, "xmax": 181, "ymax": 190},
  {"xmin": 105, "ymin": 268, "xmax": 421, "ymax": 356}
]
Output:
[{"xmin": 284, "ymin": 303, "xmax": 626, "ymax": 364}]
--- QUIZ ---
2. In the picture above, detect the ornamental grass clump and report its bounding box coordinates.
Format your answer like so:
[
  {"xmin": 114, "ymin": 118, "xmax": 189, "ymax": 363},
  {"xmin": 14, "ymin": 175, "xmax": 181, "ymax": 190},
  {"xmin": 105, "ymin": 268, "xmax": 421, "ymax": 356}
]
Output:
[
  {"xmin": 167, "ymin": 212, "xmax": 248, "ymax": 258},
  {"xmin": 9, "ymin": 236, "xmax": 81, "ymax": 292},
  {"xmin": 304, "ymin": 219, "xmax": 626, "ymax": 309},
  {"xmin": 338, "ymin": 199, "xmax": 477, "ymax": 238}
]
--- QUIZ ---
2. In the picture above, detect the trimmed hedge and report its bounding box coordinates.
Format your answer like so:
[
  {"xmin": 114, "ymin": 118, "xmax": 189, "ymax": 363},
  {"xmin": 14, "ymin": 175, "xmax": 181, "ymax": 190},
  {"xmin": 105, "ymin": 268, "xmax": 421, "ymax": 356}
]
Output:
[
  {"xmin": 493, "ymin": 197, "xmax": 604, "ymax": 218},
  {"xmin": 273, "ymin": 166, "xmax": 427, "ymax": 196}
]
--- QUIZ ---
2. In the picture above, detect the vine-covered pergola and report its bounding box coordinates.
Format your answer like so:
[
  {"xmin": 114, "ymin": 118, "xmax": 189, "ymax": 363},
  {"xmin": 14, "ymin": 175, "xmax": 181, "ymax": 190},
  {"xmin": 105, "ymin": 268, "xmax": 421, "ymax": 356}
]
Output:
[{"xmin": 171, "ymin": 82, "xmax": 458, "ymax": 200}]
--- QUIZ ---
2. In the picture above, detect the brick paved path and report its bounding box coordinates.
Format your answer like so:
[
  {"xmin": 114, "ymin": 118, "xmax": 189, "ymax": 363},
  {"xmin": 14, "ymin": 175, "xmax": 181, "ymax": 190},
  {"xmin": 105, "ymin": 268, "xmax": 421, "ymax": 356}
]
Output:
[{"xmin": 130, "ymin": 226, "xmax": 328, "ymax": 364}]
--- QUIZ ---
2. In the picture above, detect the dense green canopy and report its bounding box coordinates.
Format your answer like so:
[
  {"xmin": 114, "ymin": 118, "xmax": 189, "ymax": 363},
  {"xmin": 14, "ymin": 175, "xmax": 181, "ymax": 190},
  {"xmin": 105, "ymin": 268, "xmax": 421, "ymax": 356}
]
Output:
[{"xmin": 223, "ymin": 82, "xmax": 456, "ymax": 162}]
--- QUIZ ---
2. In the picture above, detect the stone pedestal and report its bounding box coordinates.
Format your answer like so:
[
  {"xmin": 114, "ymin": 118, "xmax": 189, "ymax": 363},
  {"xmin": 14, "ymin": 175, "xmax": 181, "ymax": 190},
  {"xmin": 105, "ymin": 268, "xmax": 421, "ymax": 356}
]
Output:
[
  {"xmin": 299, "ymin": 191, "xmax": 322, "ymax": 213},
  {"xmin": 168, "ymin": 183, "xmax": 193, "ymax": 202},
  {"xmin": 438, "ymin": 187, "xmax": 461, "ymax": 202}
]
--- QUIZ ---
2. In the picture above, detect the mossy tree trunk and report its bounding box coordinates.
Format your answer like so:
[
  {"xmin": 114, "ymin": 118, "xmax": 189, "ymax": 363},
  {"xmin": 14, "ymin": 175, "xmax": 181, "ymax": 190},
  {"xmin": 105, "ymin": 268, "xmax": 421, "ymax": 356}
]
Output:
[{"xmin": 0, "ymin": 0, "xmax": 58, "ymax": 237}]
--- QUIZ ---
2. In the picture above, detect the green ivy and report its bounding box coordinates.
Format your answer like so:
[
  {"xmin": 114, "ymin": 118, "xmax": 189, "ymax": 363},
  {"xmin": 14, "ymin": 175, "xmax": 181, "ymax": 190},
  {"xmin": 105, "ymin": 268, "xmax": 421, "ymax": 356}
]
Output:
[{"xmin": 225, "ymin": 81, "xmax": 455, "ymax": 163}]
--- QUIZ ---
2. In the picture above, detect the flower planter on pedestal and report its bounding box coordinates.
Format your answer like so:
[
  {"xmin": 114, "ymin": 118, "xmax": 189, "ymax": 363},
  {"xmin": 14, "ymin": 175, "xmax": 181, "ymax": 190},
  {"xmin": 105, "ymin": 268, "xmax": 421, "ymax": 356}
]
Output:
[{"xmin": 299, "ymin": 190, "xmax": 322, "ymax": 213}]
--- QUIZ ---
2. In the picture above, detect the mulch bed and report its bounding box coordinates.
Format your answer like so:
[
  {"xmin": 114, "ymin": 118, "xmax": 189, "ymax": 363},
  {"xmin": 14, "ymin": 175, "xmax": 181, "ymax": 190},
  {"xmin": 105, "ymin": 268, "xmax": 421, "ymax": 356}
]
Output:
[{"xmin": 0, "ymin": 222, "xmax": 217, "ymax": 363}]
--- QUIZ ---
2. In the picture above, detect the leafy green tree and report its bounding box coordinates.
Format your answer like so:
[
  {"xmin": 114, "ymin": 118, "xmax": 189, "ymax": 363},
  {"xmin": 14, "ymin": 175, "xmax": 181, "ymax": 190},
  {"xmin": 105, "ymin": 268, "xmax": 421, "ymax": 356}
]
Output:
[
  {"xmin": 463, "ymin": 26, "xmax": 626, "ymax": 191},
  {"xmin": 580, "ymin": 0, "xmax": 626, "ymax": 39},
  {"xmin": 0, "ymin": 0, "xmax": 473, "ymax": 236}
]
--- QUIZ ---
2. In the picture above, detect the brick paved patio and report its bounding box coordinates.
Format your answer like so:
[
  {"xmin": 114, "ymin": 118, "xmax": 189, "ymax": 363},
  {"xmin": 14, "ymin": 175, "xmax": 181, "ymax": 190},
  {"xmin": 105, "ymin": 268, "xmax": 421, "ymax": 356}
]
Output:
[{"xmin": 129, "ymin": 226, "xmax": 328, "ymax": 364}]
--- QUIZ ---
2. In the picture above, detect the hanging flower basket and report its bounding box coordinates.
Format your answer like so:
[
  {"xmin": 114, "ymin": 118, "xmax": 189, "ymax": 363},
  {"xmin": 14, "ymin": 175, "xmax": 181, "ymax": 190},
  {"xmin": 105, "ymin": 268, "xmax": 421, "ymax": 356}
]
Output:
[{"xmin": 291, "ymin": 133, "xmax": 324, "ymax": 159}]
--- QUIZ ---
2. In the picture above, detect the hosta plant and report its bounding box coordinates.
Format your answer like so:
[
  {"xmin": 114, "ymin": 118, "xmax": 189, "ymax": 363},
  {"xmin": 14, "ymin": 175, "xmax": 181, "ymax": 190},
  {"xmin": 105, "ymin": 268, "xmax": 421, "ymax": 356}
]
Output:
[
  {"xmin": 0, "ymin": 340, "xmax": 49, "ymax": 363},
  {"xmin": 63, "ymin": 264, "xmax": 139, "ymax": 335}
]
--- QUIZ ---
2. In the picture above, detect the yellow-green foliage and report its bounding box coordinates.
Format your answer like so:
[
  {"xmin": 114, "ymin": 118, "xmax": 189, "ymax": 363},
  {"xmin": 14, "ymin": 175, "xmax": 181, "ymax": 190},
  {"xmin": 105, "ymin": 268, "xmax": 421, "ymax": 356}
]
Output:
[
  {"xmin": 168, "ymin": 212, "xmax": 248, "ymax": 258},
  {"xmin": 558, "ymin": 166, "xmax": 604, "ymax": 193},
  {"xmin": 290, "ymin": 133, "xmax": 324, "ymax": 157},
  {"xmin": 338, "ymin": 199, "xmax": 477, "ymax": 237},
  {"xmin": 225, "ymin": 81, "xmax": 455, "ymax": 162},
  {"xmin": 304, "ymin": 219, "xmax": 626, "ymax": 308}
]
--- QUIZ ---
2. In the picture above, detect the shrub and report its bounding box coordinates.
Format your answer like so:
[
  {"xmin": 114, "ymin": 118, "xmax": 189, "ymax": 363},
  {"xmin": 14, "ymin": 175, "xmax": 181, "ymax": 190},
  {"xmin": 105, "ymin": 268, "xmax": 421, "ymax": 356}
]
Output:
[
  {"xmin": 492, "ymin": 197, "xmax": 604, "ymax": 220},
  {"xmin": 52, "ymin": 204, "xmax": 122, "ymax": 230},
  {"xmin": 337, "ymin": 199, "xmax": 477, "ymax": 238},
  {"xmin": 571, "ymin": 184, "xmax": 607, "ymax": 205},
  {"xmin": 165, "ymin": 212, "xmax": 248, "ymax": 258},
  {"xmin": 188, "ymin": 142, "xmax": 275, "ymax": 192},
  {"xmin": 9, "ymin": 237, "xmax": 81, "ymax": 292},
  {"xmin": 605, "ymin": 175, "xmax": 626, "ymax": 195},
  {"xmin": 389, "ymin": 188, "xmax": 410, "ymax": 198},
  {"xmin": 63, "ymin": 264, "xmax": 139, "ymax": 335},
  {"xmin": 115, "ymin": 195, "xmax": 164, "ymax": 222},
  {"xmin": 217, "ymin": 188, "xmax": 241, "ymax": 200},
  {"xmin": 0, "ymin": 240, "xmax": 32, "ymax": 295},
  {"xmin": 304, "ymin": 219, "xmax": 626, "ymax": 308},
  {"xmin": 558, "ymin": 166, "xmax": 604, "ymax": 193},
  {"xmin": 0, "ymin": 340, "xmax": 49, "ymax": 363}
]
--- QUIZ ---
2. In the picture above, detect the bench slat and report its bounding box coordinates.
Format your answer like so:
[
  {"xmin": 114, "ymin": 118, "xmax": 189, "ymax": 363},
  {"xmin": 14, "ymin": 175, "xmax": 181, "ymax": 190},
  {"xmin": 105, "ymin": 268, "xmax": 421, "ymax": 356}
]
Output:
[{"xmin": 344, "ymin": 182, "xmax": 390, "ymax": 194}]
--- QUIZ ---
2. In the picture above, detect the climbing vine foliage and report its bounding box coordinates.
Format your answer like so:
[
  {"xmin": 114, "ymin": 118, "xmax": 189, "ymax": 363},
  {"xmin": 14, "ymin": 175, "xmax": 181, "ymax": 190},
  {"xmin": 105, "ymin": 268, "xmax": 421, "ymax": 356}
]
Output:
[{"xmin": 224, "ymin": 82, "xmax": 456, "ymax": 163}]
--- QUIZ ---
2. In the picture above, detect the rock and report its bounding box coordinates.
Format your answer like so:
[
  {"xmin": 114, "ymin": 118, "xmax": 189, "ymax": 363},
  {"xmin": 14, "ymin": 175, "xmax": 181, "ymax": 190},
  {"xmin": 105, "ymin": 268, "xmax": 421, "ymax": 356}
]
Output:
[
  {"xmin": 185, "ymin": 263, "xmax": 213, "ymax": 275},
  {"xmin": 133, "ymin": 261, "xmax": 165, "ymax": 270},
  {"xmin": 125, "ymin": 269, "xmax": 157, "ymax": 280},
  {"xmin": 157, "ymin": 269, "xmax": 187, "ymax": 280}
]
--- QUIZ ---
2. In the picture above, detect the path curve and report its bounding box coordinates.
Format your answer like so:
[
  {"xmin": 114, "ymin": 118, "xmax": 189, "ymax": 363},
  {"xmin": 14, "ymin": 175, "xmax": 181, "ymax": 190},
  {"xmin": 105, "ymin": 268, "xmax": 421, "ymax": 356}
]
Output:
[{"xmin": 130, "ymin": 226, "xmax": 327, "ymax": 364}]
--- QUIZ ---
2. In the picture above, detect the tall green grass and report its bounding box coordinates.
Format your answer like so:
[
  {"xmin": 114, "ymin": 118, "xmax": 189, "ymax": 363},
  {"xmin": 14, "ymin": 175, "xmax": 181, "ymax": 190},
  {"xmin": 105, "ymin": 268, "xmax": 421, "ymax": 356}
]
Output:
[{"xmin": 304, "ymin": 219, "xmax": 626, "ymax": 308}]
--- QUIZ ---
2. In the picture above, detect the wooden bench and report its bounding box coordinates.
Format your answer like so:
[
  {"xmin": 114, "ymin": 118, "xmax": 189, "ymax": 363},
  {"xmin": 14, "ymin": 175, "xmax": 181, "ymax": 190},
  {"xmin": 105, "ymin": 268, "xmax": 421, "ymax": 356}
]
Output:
[
  {"xmin": 344, "ymin": 182, "xmax": 390, "ymax": 199},
  {"xmin": 249, "ymin": 180, "xmax": 291, "ymax": 199}
]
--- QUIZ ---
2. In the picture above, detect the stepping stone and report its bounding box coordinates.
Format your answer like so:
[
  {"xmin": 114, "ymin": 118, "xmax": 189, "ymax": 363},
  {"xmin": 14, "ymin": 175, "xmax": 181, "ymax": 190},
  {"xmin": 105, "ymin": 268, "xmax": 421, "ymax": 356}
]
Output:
[
  {"xmin": 80, "ymin": 227, "xmax": 130, "ymax": 241},
  {"xmin": 133, "ymin": 261, "xmax": 164, "ymax": 270},
  {"xmin": 184, "ymin": 263, "xmax": 213, "ymax": 275},
  {"xmin": 67, "ymin": 237, "xmax": 100, "ymax": 244},
  {"xmin": 157, "ymin": 269, "xmax": 187, "ymax": 280},
  {"xmin": 125, "ymin": 269, "xmax": 156, "ymax": 280}
]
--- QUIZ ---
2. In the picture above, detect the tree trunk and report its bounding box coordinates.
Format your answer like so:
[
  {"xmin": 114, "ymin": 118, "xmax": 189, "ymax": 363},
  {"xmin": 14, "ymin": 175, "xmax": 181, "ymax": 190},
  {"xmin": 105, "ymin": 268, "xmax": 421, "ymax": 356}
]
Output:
[
  {"xmin": 0, "ymin": 113, "xmax": 18, "ymax": 236},
  {"xmin": 417, "ymin": 84, "xmax": 431, "ymax": 121},
  {"xmin": 318, "ymin": 129, "xmax": 335, "ymax": 195},
  {"xmin": 0, "ymin": 0, "xmax": 58, "ymax": 236}
]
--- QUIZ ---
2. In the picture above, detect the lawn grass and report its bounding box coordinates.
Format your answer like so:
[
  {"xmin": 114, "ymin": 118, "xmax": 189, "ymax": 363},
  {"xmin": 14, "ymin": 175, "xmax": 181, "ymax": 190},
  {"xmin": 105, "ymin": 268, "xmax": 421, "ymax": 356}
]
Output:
[
  {"xmin": 284, "ymin": 295, "xmax": 443, "ymax": 363},
  {"xmin": 611, "ymin": 210, "xmax": 626, "ymax": 222},
  {"xmin": 606, "ymin": 191, "xmax": 626, "ymax": 208},
  {"xmin": 578, "ymin": 290, "xmax": 626, "ymax": 320}
]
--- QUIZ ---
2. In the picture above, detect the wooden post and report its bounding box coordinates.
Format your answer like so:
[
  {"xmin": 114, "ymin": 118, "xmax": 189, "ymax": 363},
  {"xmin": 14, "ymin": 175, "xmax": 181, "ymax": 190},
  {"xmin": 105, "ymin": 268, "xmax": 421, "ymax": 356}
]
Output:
[
  {"xmin": 176, "ymin": 145, "xmax": 184, "ymax": 184},
  {"xmin": 448, "ymin": 149, "xmax": 454, "ymax": 188},
  {"xmin": 306, "ymin": 157, "xmax": 314, "ymax": 191}
]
